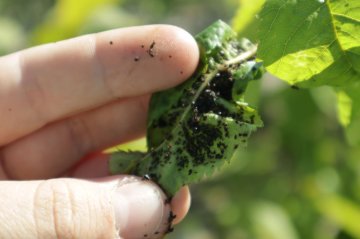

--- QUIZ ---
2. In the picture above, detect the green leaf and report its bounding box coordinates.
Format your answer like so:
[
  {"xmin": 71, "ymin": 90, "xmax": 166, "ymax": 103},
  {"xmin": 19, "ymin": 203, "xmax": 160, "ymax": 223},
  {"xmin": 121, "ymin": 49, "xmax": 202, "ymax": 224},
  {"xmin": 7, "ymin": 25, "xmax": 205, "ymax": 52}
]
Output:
[
  {"xmin": 249, "ymin": 0, "xmax": 360, "ymax": 88},
  {"xmin": 232, "ymin": 0, "xmax": 265, "ymax": 34},
  {"xmin": 105, "ymin": 137, "xmax": 147, "ymax": 153},
  {"xmin": 110, "ymin": 20, "xmax": 264, "ymax": 196},
  {"xmin": 337, "ymin": 84, "xmax": 360, "ymax": 145},
  {"xmin": 109, "ymin": 151, "xmax": 146, "ymax": 174}
]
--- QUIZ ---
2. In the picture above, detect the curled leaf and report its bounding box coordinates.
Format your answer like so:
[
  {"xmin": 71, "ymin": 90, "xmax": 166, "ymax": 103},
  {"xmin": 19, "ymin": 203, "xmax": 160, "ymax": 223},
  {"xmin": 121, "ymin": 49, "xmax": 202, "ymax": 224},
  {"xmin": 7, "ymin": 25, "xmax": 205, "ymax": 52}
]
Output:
[{"xmin": 110, "ymin": 20, "xmax": 263, "ymax": 196}]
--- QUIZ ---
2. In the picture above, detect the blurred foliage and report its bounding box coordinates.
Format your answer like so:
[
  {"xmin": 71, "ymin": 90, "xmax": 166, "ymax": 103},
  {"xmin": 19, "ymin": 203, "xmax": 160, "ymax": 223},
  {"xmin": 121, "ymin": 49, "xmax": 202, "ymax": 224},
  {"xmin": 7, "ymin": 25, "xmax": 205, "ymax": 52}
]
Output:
[
  {"xmin": 1, "ymin": 0, "xmax": 359, "ymax": 238},
  {"xmin": 337, "ymin": 86, "xmax": 360, "ymax": 146},
  {"xmin": 32, "ymin": 0, "xmax": 118, "ymax": 44}
]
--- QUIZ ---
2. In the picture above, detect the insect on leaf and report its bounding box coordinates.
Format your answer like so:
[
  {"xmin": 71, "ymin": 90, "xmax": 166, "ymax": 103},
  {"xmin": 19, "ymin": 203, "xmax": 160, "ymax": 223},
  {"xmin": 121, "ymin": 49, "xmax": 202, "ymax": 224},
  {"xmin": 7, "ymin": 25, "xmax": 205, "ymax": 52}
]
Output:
[{"xmin": 109, "ymin": 20, "xmax": 264, "ymax": 197}]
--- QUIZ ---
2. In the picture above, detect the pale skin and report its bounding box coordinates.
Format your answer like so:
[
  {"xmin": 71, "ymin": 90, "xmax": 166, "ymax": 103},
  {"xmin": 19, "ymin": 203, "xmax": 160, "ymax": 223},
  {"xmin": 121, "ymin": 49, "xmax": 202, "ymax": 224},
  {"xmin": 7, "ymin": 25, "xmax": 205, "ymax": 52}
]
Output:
[{"xmin": 0, "ymin": 25, "xmax": 199, "ymax": 238}]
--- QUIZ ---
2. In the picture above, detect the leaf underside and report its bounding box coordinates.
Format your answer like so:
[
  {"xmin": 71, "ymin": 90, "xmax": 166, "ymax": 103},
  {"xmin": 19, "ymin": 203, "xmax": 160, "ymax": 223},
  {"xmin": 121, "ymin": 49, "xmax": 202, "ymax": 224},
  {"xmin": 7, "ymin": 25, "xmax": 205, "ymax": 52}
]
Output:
[{"xmin": 110, "ymin": 20, "xmax": 264, "ymax": 196}]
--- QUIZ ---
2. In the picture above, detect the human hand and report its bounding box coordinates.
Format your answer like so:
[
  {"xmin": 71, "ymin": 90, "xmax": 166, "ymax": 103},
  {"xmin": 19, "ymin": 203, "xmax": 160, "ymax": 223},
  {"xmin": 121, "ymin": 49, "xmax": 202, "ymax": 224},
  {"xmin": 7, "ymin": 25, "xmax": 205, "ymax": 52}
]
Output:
[{"xmin": 0, "ymin": 25, "xmax": 199, "ymax": 238}]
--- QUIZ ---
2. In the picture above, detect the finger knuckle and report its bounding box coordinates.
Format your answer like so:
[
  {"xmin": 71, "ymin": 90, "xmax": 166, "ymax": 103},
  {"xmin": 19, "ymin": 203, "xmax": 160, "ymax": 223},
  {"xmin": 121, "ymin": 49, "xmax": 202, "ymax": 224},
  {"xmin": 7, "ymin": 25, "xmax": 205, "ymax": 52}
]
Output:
[{"xmin": 34, "ymin": 179, "xmax": 76, "ymax": 238}]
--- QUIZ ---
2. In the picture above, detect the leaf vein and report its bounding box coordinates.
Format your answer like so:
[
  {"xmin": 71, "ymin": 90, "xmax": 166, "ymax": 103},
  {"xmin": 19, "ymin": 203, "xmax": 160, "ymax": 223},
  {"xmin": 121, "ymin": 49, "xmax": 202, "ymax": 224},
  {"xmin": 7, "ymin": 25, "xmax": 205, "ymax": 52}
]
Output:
[
  {"xmin": 325, "ymin": 1, "xmax": 356, "ymax": 75},
  {"xmin": 274, "ymin": 4, "xmax": 326, "ymax": 75},
  {"xmin": 332, "ymin": 13, "xmax": 360, "ymax": 23}
]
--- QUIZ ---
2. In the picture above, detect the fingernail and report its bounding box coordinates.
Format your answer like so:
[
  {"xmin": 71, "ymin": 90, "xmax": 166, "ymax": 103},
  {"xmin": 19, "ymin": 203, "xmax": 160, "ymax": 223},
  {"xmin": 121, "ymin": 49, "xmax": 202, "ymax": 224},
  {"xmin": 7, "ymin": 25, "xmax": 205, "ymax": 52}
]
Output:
[
  {"xmin": 113, "ymin": 178, "xmax": 171, "ymax": 238},
  {"xmin": 171, "ymin": 186, "xmax": 191, "ymax": 225}
]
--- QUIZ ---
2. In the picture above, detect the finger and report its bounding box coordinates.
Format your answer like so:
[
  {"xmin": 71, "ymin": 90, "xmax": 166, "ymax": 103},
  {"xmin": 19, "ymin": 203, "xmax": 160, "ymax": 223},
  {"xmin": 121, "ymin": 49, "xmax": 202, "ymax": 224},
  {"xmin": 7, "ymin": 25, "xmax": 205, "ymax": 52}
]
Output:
[
  {"xmin": 1, "ymin": 96, "xmax": 149, "ymax": 180},
  {"xmin": 0, "ymin": 176, "xmax": 180, "ymax": 239},
  {"xmin": 171, "ymin": 186, "xmax": 191, "ymax": 225},
  {"xmin": 0, "ymin": 25, "xmax": 199, "ymax": 145},
  {"xmin": 0, "ymin": 165, "xmax": 7, "ymax": 180},
  {"xmin": 70, "ymin": 153, "xmax": 191, "ymax": 225},
  {"xmin": 70, "ymin": 152, "xmax": 111, "ymax": 178}
]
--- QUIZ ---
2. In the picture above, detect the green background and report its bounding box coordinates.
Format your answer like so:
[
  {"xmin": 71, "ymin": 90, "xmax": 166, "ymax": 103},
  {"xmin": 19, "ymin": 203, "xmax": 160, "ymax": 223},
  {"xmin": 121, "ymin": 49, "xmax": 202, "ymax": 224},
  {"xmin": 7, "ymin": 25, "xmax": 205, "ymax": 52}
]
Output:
[{"xmin": 1, "ymin": 0, "xmax": 359, "ymax": 238}]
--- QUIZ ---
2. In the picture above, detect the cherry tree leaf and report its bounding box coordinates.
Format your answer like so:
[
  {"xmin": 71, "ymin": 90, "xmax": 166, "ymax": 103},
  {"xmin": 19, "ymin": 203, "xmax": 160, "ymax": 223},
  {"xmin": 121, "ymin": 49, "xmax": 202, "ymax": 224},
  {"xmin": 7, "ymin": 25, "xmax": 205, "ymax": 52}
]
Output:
[
  {"xmin": 250, "ymin": 0, "xmax": 360, "ymax": 87},
  {"xmin": 110, "ymin": 21, "xmax": 263, "ymax": 196}
]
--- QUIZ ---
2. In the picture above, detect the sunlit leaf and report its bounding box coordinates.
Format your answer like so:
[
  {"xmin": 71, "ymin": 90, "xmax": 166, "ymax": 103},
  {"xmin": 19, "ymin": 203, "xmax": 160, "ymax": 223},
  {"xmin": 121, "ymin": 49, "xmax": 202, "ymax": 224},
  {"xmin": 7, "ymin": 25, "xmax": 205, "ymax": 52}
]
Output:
[
  {"xmin": 247, "ymin": 0, "xmax": 360, "ymax": 87},
  {"xmin": 105, "ymin": 137, "xmax": 147, "ymax": 153},
  {"xmin": 232, "ymin": 0, "xmax": 265, "ymax": 34}
]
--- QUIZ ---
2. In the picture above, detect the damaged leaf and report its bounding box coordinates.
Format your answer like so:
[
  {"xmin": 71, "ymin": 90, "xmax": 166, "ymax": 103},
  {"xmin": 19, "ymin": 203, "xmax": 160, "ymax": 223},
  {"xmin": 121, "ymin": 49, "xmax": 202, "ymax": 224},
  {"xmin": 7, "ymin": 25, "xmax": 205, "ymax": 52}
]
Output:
[{"xmin": 109, "ymin": 20, "xmax": 264, "ymax": 196}]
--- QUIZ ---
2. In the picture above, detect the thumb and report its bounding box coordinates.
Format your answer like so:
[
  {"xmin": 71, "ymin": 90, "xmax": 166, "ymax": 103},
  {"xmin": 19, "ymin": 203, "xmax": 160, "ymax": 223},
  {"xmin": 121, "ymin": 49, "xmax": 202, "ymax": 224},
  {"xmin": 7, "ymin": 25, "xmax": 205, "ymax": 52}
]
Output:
[{"xmin": 0, "ymin": 176, "xmax": 181, "ymax": 239}]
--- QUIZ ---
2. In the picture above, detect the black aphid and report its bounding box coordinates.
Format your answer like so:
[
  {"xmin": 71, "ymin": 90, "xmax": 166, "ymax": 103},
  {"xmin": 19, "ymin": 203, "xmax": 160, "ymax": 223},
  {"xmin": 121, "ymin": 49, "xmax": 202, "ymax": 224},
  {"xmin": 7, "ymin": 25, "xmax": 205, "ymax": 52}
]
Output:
[
  {"xmin": 164, "ymin": 197, "xmax": 172, "ymax": 205},
  {"xmin": 167, "ymin": 211, "xmax": 177, "ymax": 224},
  {"xmin": 148, "ymin": 41, "xmax": 156, "ymax": 57},
  {"xmin": 166, "ymin": 227, "xmax": 174, "ymax": 233}
]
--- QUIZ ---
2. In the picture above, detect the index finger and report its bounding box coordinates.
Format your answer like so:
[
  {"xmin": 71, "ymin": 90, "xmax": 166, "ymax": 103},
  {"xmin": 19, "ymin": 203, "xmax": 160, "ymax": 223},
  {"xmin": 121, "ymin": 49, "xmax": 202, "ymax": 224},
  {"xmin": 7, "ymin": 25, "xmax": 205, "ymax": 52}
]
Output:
[{"xmin": 0, "ymin": 25, "xmax": 199, "ymax": 145}]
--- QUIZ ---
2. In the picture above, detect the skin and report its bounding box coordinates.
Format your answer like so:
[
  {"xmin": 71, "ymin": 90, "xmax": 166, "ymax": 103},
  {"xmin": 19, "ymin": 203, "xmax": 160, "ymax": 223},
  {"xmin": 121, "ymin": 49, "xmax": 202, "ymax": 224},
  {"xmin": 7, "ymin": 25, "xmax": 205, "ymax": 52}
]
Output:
[{"xmin": 0, "ymin": 25, "xmax": 199, "ymax": 238}]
